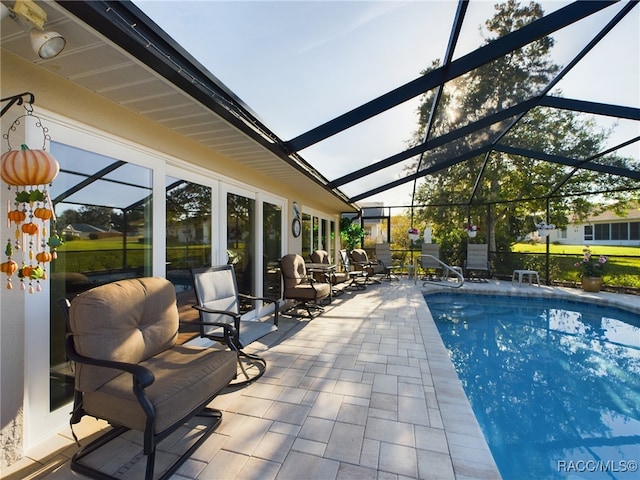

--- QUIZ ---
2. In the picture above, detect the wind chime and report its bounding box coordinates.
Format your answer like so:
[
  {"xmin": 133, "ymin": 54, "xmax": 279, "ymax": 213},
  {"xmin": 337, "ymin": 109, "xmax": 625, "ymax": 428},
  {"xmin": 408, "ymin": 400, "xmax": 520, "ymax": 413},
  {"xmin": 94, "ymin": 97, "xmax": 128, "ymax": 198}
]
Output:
[{"xmin": 1, "ymin": 97, "xmax": 60, "ymax": 293}]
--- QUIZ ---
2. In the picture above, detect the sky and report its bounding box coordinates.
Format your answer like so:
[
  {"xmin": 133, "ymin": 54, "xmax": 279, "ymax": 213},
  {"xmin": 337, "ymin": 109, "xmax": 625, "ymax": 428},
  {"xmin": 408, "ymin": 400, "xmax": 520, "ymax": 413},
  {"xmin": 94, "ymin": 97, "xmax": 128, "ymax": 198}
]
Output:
[{"xmin": 133, "ymin": 0, "xmax": 640, "ymax": 207}]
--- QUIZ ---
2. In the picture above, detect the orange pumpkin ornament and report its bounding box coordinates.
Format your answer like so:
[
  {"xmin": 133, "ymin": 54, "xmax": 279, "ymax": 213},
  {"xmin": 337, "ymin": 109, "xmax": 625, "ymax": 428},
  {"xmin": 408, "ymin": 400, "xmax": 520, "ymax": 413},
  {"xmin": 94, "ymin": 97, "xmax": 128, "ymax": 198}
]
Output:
[
  {"xmin": 36, "ymin": 251, "xmax": 52, "ymax": 263},
  {"xmin": 8, "ymin": 209, "xmax": 27, "ymax": 223},
  {"xmin": 1, "ymin": 144, "xmax": 59, "ymax": 186},
  {"xmin": 33, "ymin": 207, "xmax": 53, "ymax": 220},
  {"xmin": 0, "ymin": 260, "xmax": 18, "ymax": 275},
  {"xmin": 1, "ymin": 260, "xmax": 18, "ymax": 290},
  {"xmin": 21, "ymin": 222, "xmax": 39, "ymax": 235}
]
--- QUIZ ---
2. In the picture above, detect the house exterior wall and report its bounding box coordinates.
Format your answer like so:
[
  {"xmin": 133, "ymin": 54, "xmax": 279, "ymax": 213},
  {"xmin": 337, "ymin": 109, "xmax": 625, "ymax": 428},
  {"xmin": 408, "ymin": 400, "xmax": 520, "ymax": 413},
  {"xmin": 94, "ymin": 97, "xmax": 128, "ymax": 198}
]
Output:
[
  {"xmin": 544, "ymin": 209, "xmax": 640, "ymax": 246},
  {"xmin": 1, "ymin": 51, "xmax": 347, "ymax": 467}
]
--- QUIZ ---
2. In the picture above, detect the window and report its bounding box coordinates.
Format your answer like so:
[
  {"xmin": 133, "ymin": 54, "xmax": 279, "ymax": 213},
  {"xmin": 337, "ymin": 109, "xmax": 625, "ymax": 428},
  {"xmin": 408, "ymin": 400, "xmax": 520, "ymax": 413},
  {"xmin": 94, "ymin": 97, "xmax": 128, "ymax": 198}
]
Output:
[
  {"xmin": 594, "ymin": 223, "xmax": 609, "ymax": 241},
  {"xmin": 227, "ymin": 192, "xmax": 255, "ymax": 302},
  {"xmin": 611, "ymin": 222, "xmax": 628, "ymax": 241},
  {"xmin": 584, "ymin": 225, "xmax": 593, "ymax": 241},
  {"xmin": 313, "ymin": 216, "xmax": 320, "ymax": 251},
  {"xmin": 166, "ymin": 177, "xmax": 212, "ymax": 332},
  {"xmin": 559, "ymin": 228, "xmax": 567, "ymax": 239},
  {"xmin": 263, "ymin": 202, "xmax": 282, "ymax": 298},
  {"xmin": 631, "ymin": 222, "xmax": 640, "ymax": 241},
  {"xmin": 301, "ymin": 212, "xmax": 312, "ymax": 259},
  {"xmin": 49, "ymin": 141, "xmax": 153, "ymax": 411}
]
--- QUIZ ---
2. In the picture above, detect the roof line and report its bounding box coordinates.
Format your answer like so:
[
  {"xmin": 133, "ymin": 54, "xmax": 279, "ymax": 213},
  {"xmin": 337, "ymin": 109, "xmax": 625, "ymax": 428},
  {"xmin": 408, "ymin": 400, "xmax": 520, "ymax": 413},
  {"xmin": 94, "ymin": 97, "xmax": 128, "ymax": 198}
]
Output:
[{"xmin": 56, "ymin": 0, "xmax": 355, "ymax": 208}]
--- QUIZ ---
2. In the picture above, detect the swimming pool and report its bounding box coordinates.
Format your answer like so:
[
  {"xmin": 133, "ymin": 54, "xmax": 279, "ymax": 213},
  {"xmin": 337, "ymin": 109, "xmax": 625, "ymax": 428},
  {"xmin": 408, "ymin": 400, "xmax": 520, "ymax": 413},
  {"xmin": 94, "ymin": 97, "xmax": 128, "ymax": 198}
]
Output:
[{"xmin": 426, "ymin": 293, "xmax": 640, "ymax": 480}]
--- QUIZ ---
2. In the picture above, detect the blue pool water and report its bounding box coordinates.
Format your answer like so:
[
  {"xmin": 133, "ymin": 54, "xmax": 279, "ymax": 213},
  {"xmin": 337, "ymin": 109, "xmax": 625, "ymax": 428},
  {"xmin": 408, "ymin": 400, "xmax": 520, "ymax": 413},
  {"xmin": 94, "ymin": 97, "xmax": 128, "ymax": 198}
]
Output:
[{"xmin": 427, "ymin": 294, "xmax": 640, "ymax": 480}]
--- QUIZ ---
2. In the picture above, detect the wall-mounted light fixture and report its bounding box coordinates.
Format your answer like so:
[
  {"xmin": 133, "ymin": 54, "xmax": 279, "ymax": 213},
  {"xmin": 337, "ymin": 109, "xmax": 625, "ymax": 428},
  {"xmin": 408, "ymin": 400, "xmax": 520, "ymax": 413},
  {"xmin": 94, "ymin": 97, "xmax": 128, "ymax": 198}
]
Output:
[{"xmin": 1, "ymin": 0, "xmax": 66, "ymax": 59}]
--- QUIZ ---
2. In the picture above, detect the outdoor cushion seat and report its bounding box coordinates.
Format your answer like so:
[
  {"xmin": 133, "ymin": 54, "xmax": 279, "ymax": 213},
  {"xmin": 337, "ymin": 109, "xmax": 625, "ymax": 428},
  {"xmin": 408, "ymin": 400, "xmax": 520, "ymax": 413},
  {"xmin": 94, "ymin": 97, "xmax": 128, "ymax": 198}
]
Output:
[
  {"xmin": 60, "ymin": 276, "xmax": 237, "ymax": 480},
  {"xmin": 81, "ymin": 344, "xmax": 235, "ymax": 433},
  {"xmin": 350, "ymin": 248, "xmax": 384, "ymax": 284},
  {"xmin": 281, "ymin": 253, "xmax": 331, "ymax": 317},
  {"xmin": 310, "ymin": 249, "xmax": 350, "ymax": 285}
]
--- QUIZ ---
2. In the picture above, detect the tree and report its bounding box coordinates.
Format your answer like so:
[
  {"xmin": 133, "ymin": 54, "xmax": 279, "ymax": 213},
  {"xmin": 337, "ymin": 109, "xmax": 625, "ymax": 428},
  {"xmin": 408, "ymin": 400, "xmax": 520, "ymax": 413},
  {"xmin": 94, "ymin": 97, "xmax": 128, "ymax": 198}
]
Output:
[
  {"xmin": 409, "ymin": 0, "xmax": 639, "ymax": 254},
  {"xmin": 57, "ymin": 208, "xmax": 81, "ymax": 228}
]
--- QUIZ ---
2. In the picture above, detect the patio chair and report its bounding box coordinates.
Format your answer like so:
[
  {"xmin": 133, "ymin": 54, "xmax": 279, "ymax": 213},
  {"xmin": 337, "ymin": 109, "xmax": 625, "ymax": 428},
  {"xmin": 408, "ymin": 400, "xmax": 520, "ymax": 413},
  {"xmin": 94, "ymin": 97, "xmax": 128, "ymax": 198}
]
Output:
[
  {"xmin": 464, "ymin": 243, "xmax": 491, "ymax": 281},
  {"xmin": 191, "ymin": 264, "xmax": 279, "ymax": 384},
  {"xmin": 350, "ymin": 248, "xmax": 384, "ymax": 284},
  {"xmin": 58, "ymin": 277, "xmax": 237, "ymax": 480},
  {"xmin": 310, "ymin": 249, "xmax": 350, "ymax": 287},
  {"xmin": 374, "ymin": 243, "xmax": 401, "ymax": 281},
  {"xmin": 339, "ymin": 249, "xmax": 366, "ymax": 290},
  {"xmin": 280, "ymin": 253, "xmax": 331, "ymax": 317},
  {"xmin": 420, "ymin": 243, "xmax": 443, "ymax": 280}
]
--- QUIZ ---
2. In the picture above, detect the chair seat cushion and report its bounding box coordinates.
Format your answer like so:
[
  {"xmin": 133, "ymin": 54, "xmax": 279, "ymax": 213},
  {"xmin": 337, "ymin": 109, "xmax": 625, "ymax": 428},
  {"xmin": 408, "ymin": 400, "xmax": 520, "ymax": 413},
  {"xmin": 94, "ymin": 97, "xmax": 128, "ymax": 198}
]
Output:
[
  {"xmin": 284, "ymin": 283, "xmax": 330, "ymax": 300},
  {"xmin": 83, "ymin": 345, "xmax": 237, "ymax": 433},
  {"xmin": 206, "ymin": 321, "xmax": 278, "ymax": 348},
  {"xmin": 332, "ymin": 272, "xmax": 350, "ymax": 284}
]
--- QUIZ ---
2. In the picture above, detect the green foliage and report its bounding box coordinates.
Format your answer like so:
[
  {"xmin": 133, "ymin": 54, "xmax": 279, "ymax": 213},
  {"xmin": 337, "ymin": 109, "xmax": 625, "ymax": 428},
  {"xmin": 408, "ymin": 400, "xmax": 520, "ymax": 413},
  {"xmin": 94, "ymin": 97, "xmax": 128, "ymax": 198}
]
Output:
[
  {"xmin": 408, "ymin": 0, "xmax": 639, "ymax": 259},
  {"xmin": 340, "ymin": 218, "xmax": 364, "ymax": 250}
]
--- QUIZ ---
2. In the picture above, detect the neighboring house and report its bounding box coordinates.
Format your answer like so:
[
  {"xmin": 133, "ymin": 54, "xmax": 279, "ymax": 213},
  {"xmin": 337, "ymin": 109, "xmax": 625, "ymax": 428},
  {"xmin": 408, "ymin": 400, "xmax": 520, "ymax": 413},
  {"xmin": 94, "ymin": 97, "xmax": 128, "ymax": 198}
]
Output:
[
  {"xmin": 361, "ymin": 203, "xmax": 386, "ymax": 243},
  {"xmin": 61, "ymin": 223, "xmax": 108, "ymax": 240},
  {"xmin": 166, "ymin": 219, "xmax": 212, "ymax": 245},
  {"xmin": 343, "ymin": 202, "xmax": 387, "ymax": 243},
  {"xmin": 542, "ymin": 208, "xmax": 640, "ymax": 246}
]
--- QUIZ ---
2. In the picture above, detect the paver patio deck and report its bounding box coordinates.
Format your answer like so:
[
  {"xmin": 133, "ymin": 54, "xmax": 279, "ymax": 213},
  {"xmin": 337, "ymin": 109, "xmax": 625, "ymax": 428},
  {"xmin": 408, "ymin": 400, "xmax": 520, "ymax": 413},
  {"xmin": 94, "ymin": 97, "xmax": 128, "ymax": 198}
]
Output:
[{"xmin": 4, "ymin": 278, "xmax": 638, "ymax": 480}]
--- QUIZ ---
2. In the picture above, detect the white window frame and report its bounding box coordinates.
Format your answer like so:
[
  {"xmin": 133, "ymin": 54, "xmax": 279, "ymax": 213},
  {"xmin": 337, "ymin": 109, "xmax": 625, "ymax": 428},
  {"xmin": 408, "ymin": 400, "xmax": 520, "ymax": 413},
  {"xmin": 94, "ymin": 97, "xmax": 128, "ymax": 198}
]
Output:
[{"xmin": 22, "ymin": 110, "xmax": 168, "ymax": 452}]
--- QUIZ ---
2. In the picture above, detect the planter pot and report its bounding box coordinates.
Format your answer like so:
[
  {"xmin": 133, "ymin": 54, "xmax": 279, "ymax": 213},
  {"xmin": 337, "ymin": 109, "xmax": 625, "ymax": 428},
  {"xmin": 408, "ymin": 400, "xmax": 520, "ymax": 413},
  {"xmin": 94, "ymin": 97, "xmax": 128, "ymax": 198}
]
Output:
[
  {"xmin": 581, "ymin": 276, "xmax": 603, "ymax": 292},
  {"xmin": 467, "ymin": 230, "xmax": 477, "ymax": 238}
]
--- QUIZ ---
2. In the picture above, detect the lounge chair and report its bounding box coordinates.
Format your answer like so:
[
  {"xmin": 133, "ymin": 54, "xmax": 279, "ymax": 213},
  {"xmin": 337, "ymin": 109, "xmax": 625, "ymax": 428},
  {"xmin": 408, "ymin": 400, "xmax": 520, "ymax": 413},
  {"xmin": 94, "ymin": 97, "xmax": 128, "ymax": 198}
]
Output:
[
  {"xmin": 58, "ymin": 277, "xmax": 237, "ymax": 480},
  {"xmin": 464, "ymin": 243, "xmax": 491, "ymax": 281},
  {"xmin": 374, "ymin": 243, "xmax": 401, "ymax": 281},
  {"xmin": 280, "ymin": 253, "xmax": 331, "ymax": 317},
  {"xmin": 191, "ymin": 264, "xmax": 279, "ymax": 383}
]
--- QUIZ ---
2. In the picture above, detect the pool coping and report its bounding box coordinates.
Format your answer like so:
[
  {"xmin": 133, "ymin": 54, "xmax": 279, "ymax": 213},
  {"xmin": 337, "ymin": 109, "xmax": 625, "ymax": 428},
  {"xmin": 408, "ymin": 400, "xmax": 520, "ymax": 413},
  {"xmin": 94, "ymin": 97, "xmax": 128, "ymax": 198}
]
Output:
[{"xmin": 412, "ymin": 286, "xmax": 503, "ymax": 479}]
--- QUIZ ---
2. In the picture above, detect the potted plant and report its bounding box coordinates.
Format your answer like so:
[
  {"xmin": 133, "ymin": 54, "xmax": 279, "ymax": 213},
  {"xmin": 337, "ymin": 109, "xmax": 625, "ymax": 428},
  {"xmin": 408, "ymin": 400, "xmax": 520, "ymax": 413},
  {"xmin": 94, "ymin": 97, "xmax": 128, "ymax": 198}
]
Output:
[
  {"xmin": 464, "ymin": 223, "xmax": 479, "ymax": 238},
  {"xmin": 574, "ymin": 247, "xmax": 607, "ymax": 292},
  {"xmin": 535, "ymin": 221, "xmax": 555, "ymax": 238},
  {"xmin": 340, "ymin": 218, "xmax": 365, "ymax": 251},
  {"xmin": 407, "ymin": 227, "xmax": 420, "ymax": 242}
]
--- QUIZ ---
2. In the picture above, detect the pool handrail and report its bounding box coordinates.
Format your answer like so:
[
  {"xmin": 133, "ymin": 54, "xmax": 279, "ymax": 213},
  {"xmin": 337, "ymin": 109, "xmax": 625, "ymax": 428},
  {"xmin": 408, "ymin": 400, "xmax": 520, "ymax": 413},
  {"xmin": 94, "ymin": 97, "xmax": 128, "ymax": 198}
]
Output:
[{"xmin": 414, "ymin": 255, "xmax": 464, "ymax": 288}]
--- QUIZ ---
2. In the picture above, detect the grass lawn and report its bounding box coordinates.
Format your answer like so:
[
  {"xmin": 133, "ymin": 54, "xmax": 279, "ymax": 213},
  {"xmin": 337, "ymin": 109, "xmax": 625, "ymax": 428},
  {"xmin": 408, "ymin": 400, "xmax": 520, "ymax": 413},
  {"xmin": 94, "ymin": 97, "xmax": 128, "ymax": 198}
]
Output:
[
  {"xmin": 510, "ymin": 243, "xmax": 640, "ymax": 290},
  {"xmin": 511, "ymin": 243, "xmax": 639, "ymax": 256},
  {"xmin": 58, "ymin": 237, "xmax": 148, "ymax": 251}
]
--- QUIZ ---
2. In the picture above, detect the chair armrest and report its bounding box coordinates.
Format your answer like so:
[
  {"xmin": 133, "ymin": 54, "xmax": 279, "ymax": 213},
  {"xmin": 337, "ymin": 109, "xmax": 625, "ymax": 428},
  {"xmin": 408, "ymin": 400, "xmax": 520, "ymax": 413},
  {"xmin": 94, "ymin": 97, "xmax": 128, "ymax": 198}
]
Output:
[
  {"xmin": 190, "ymin": 307, "xmax": 240, "ymax": 348},
  {"xmin": 238, "ymin": 293, "xmax": 278, "ymax": 306},
  {"xmin": 65, "ymin": 336, "xmax": 155, "ymax": 389},
  {"xmin": 238, "ymin": 293, "xmax": 279, "ymax": 326},
  {"xmin": 192, "ymin": 305, "xmax": 240, "ymax": 320}
]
